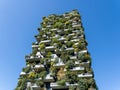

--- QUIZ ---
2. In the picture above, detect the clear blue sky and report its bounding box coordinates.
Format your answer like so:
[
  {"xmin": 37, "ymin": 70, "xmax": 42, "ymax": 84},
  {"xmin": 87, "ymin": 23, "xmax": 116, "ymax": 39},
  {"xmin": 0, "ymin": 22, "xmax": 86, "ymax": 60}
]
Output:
[{"xmin": 0, "ymin": 0, "xmax": 120, "ymax": 90}]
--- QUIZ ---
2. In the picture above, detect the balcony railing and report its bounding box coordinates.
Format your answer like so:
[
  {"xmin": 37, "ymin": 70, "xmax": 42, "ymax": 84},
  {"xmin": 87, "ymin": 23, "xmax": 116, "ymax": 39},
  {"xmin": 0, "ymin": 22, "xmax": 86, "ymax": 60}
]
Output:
[
  {"xmin": 20, "ymin": 72, "xmax": 26, "ymax": 76},
  {"xmin": 32, "ymin": 45, "xmax": 39, "ymax": 48},
  {"xmin": 44, "ymin": 73, "xmax": 54, "ymax": 82},
  {"xmin": 57, "ymin": 30, "xmax": 65, "ymax": 34},
  {"xmin": 51, "ymin": 28, "xmax": 58, "ymax": 31},
  {"xmin": 66, "ymin": 48, "xmax": 74, "ymax": 51},
  {"xmin": 53, "ymin": 61, "xmax": 65, "ymax": 67},
  {"xmin": 45, "ymin": 46, "xmax": 55, "ymax": 51},
  {"xmin": 78, "ymin": 73, "xmax": 93, "ymax": 78},
  {"xmin": 79, "ymin": 50, "xmax": 87, "ymax": 54},
  {"xmin": 31, "ymin": 84, "xmax": 41, "ymax": 89},
  {"xmin": 50, "ymin": 82, "xmax": 68, "ymax": 89},
  {"xmin": 70, "ymin": 56, "xmax": 77, "ymax": 59},
  {"xmin": 71, "ymin": 39, "xmax": 79, "ymax": 42},
  {"xmin": 58, "ymin": 37, "xmax": 66, "ymax": 41},
  {"xmin": 40, "ymin": 40, "xmax": 51, "ymax": 44},
  {"xmin": 64, "ymin": 66, "xmax": 84, "ymax": 71},
  {"xmin": 72, "ymin": 24, "xmax": 81, "ymax": 27},
  {"xmin": 66, "ymin": 82, "xmax": 78, "ymax": 86},
  {"xmin": 46, "ymin": 25, "xmax": 52, "ymax": 28},
  {"xmin": 25, "ymin": 55, "xmax": 40, "ymax": 61},
  {"xmin": 34, "ymin": 64, "xmax": 44, "ymax": 69},
  {"xmin": 36, "ymin": 73, "xmax": 54, "ymax": 82}
]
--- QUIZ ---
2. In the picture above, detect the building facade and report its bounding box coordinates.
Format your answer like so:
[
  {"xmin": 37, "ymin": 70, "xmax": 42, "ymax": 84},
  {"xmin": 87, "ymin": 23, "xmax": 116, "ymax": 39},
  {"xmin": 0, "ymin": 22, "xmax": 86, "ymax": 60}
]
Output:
[{"xmin": 15, "ymin": 10, "xmax": 98, "ymax": 90}]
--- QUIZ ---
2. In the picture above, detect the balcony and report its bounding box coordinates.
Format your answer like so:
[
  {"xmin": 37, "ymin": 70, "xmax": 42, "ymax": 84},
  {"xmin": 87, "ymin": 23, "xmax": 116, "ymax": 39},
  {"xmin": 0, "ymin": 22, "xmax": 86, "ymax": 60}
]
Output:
[
  {"xmin": 51, "ymin": 54, "xmax": 58, "ymax": 61},
  {"xmin": 73, "ymin": 36, "xmax": 78, "ymax": 39},
  {"xmin": 40, "ymin": 40, "xmax": 51, "ymax": 44},
  {"xmin": 72, "ymin": 22, "xmax": 78, "ymax": 26},
  {"xmin": 66, "ymin": 82, "xmax": 78, "ymax": 86},
  {"xmin": 53, "ymin": 61, "xmax": 65, "ymax": 67},
  {"xmin": 35, "ymin": 35, "xmax": 41, "ymax": 41},
  {"xmin": 71, "ymin": 66, "xmax": 84, "ymax": 71},
  {"xmin": 68, "ymin": 33, "xmax": 75, "ymax": 36},
  {"xmin": 20, "ymin": 72, "xmax": 26, "ymax": 76},
  {"xmin": 31, "ymin": 84, "xmax": 41, "ymax": 90},
  {"xmin": 45, "ymin": 46, "xmax": 55, "ymax": 51},
  {"xmin": 66, "ymin": 48, "xmax": 74, "ymax": 51},
  {"xmin": 71, "ymin": 39, "xmax": 79, "ymax": 42},
  {"xmin": 32, "ymin": 45, "xmax": 39, "ymax": 48},
  {"xmin": 72, "ymin": 24, "xmax": 81, "ymax": 28},
  {"xmin": 81, "ymin": 61, "xmax": 90, "ymax": 65},
  {"xmin": 50, "ymin": 82, "xmax": 68, "ymax": 89},
  {"xmin": 36, "ymin": 73, "xmax": 54, "ymax": 82},
  {"xmin": 57, "ymin": 30, "xmax": 65, "ymax": 35},
  {"xmin": 75, "ymin": 61, "xmax": 79, "ymax": 64},
  {"xmin": 65, "ymin": 16, "xmax": 70, "ymax": 19},
  {"xmin": 27, "ymin": 82, "xmax": 32, "ymax": 88},
  {"xmin": 78, "ymin": 73, "xmax": 93, "ymax": 78},
  {"xmin": 34, "ymin": 64, "xmax": 44, "ymax": 69},
  {"xmin": 44, "ymin": 73, "xmax": 54, "ymax": 82},
  {"xmin": 36, "ymin": 52, "xmax": 43, "ymax": 58},
  {"xmin": 70, "ymin": 56, "xmax": 77, "ymax": 59},
  {"xmin": 51, "ymin": 34, "xmax": 60, "ymax": 39},
  {"xmin": 72, "ymin": 30, "xmax": 80, "ymax": 33},
  {"xmin": 79, "ymin": 50, "xmax": 87, "ymax": 54},
  {"xmin": 64, "ymin": 66, "xmax": 84, "ymax": 71},
  {"xmin": 46, "ymin": 25, "xmax": 52, "ymax": 28},
  {"xmin": 58, "ymin": 37, "xmax": 66, "ymax": 41},
  {"xmin": 25, "ymin": 56, "xmax": 40, "ymax": 61},
  {"xmin": 64, "ymin": 29, "xmax": 69, "ymax": 31},
  {"xmin": 51, "ymin": 28, "xmax": 58, "ymax": 31}
]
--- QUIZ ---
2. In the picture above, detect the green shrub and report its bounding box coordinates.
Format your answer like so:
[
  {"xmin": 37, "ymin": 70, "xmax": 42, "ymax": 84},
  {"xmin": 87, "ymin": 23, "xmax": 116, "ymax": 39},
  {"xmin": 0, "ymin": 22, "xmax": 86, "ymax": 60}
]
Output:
[
  {"xmin": 57, "ymin": 79, "xmax": 66, "ymax": 86},
  {"xmin": 36, "ymin": 80, "xmax": 44, "ymax": 87},
  {"xmin": 22, "ymin": 66, "xmax": 31, "ymax": 73}
]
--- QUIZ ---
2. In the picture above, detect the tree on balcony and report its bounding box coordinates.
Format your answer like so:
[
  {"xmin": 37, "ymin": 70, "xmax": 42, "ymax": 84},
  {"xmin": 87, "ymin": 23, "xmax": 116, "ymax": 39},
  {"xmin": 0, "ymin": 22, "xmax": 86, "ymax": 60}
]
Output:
[
  {"xmin": 65, "ymin": 71, "xmax": 77, "ymax": 84},
  {"xmin": 77, "ymin": 78, "xmax": 87, "ymax": 90},
  {"xmin": 54, "ymin": 22, "xmax": 63, "ymax": 29},
  {"xmin": 46, "ymin": 52, "xmax": 52, "ymax": 58},
  {"xmin": 39, "ymin": 43, "xmax": 45, "ymax": 52},
  {"xmin": 36, "ymin": 80, "xmax": 44, "ymax": 87},
  {"xmin": 15, "ymin": 78, "xmax": 27, "ymax": 90},
  {"xmin": 22, "ymin": 66, "xmax": 31, "ymax": 73},
  {"xmin": 57, "ymin": 78, "xmax": 66, "ymax": 86},
  {"xmin": 65, "ymin": 60, "xmax": 75, "ymax": 70},
  {"xmin": 37, "ymin": 71, "xmax": 47, "ymax": 79},
  {"xmin": 66, "ymin": 41, "xmax": 73, "ymax": 48}
]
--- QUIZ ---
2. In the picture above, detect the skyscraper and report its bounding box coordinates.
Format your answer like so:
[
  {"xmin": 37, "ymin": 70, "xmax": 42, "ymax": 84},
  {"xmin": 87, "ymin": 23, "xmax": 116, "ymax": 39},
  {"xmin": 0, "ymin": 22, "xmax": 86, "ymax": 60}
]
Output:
[{"xmin": 15, "ymin": 10, "xmax": 98, "ymax": 90}]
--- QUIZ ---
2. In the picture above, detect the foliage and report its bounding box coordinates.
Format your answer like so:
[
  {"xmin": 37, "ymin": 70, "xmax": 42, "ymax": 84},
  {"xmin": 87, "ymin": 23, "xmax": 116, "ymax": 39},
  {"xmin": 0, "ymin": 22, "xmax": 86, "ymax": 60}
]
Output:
[
  {"xmin": 39, "ymin": 43, "xmax": 45, "ymax": 50},
  {"xmin": 22, "ymin": 66, "xmax": 31, "ymax": 73},
  {"xmin": 56, "ymin": 42, "xmax": 62, "ymax": 49},
  {"xmin": 54, "ymin": 22, "xmax": 63, "ymax": 29},
  {"xmin": 77, "ymin": 78, "xmax": 87, "ymax": 90},
  {"xmin": 65, "ymin": 60, "xmax": 75, "ymax": 70},
  {"xmin": 52, "ymin": 38, "xmax": 59, "ymax": 43},
  {"xmin": 57, "ymin": 79, "xmax": 66, "ymax": 86},
  {"xmin": 27, "ymin": 87, "xmax": 31, "ymax": 90},
  {"xmin": 40, "ymin": 58, "xmax": 44, "ymax": 64},
  {"xmin": 32, "ymin": 48, "xmax": 38, "ymax": 56},
  {"xmin": 28, "ymin": 72, "xmax": 36, "ymax": 79},
  {"xmin": 15, "ymin": 78, "xmax": 26, "ymax": 90},
  {"xmin": 47, "ymin": 52, "xmax": 52, "ymax": 58},
  {"xmin": 66, "ymin": 71, "xmax": 78, "ymax": 83},
  {"xmin": 66, "ymin": 41, "xmax": 73, "ymax": 48},
  {"xmin": 36, "ymin": 80, "xmax": 44, "ymax": 87},
  {"xmin": 60, "ymin": 53, "xmax": 70, "ymax": 63},
  {"xmin": 54, "ymin": 57, "xmax": 59, "ymax": 64},
  {"xmin": 69, "ymin": 86, "xmax": 76, "ymax": 90},
  {"xmin": 38, "ymin": 71, "xmax": 47, "ymax": 79}
]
